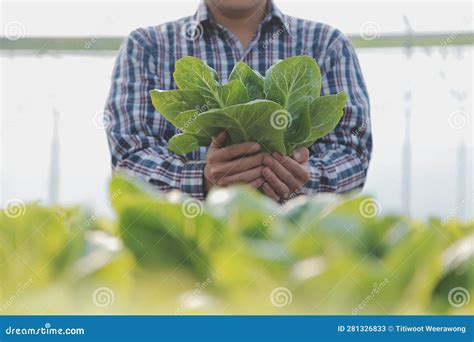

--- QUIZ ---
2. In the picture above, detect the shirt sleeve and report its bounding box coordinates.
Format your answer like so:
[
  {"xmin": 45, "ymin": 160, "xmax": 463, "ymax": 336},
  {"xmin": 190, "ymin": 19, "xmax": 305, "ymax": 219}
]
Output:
[
  {"xmin": 105, "ymin": 29, "xmax": 206, "ymax": 200},
  {"xmin": 300, "ymin": 31, "xmax": 372, "ymax": 195}
]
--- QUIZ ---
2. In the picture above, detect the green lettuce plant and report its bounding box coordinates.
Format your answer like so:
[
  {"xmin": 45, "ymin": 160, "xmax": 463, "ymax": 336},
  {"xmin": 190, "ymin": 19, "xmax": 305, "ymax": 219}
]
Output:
[
  {"xmin": 150, "ymin": 56, "xmax": 347, "ymax": 155},
  {"xmin": 1, "ymin": 175, "xmax": 473, "ymax": 314}
]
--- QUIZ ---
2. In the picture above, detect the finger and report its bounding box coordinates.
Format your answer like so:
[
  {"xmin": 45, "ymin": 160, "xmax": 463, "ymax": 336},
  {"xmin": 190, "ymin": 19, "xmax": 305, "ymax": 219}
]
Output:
[
  {"xmin": 215, "ymin": 153, "xmax": 267, "ymax": 176},
  {"xmin": 210, "ymin": 131, "xmax": 227, "ymax": 148},
  {"xmin": 263, "ymin": 155, "xmax": 300, "ymax": 192},
  {"xmin": 219, "ymin": 166, "xmax": 264, "ymax": 186},
  {"xmin": 262, "ymin": 182, "xmax": 280, "ymax": 202},
  {"xmin": 292, "ymin": 147, "xmax": 309, "ymax": 163},
  {"xmin": 262, "ymin": 167, "xmax": 290, "ymax": 199},
  {"xmin": 248, "ymin": 177, "xmax": 265, "ymax": 189},
  {"xmin": 216, "ymin": 141, "xmax": 261, "ymax": 161},
  {"xmin": 272, "ymin": 153, "xmax": 309, "ymax": 184}
]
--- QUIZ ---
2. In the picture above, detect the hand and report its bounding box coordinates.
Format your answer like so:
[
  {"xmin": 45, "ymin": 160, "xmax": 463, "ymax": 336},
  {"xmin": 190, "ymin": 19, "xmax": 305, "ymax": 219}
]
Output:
[
  {"xmin": 261, "ymin": 147, "xmax": 310, "ymax": 202},
  {"xmin": 204, "ymin": 132, "xmax": 267, "ymax": 194}
]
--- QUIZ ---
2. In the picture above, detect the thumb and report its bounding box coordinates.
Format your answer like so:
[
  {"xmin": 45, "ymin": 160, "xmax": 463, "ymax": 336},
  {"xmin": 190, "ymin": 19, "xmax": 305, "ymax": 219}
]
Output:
[
  {"xmin": 292, "ymin": 147, "xmax": 309, "ymax": 163},
  {"xmin": 210, "ymin": 131, "xmax": 227, "ymax": 149}
]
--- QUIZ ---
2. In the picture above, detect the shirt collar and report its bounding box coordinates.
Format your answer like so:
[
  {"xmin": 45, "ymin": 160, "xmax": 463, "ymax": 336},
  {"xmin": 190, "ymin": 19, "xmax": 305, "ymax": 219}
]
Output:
[
  {"xmin": 267, "ymin": 0, "xmax": 291, "ymax": 32},
  {"xmin": 193, "ymin": 1, "xmax": 211, "ymax": 23},
  {"xmin": 193, "ymin": 0, "xmax": 292, "ymax": 33}
]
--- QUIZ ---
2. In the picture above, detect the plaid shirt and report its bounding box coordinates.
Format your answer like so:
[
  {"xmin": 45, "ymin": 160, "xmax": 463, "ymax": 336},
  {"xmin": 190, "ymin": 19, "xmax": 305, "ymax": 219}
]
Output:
[{"xmin": 105, "ymin": 0, "xmax": 372, "ymax": 200}]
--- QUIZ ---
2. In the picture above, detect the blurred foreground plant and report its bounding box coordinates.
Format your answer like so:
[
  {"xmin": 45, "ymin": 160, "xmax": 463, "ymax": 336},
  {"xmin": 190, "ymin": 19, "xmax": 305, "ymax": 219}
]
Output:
[{"xmin": 0, "ymin": 175, "xmax": 472, "ymax": 314}]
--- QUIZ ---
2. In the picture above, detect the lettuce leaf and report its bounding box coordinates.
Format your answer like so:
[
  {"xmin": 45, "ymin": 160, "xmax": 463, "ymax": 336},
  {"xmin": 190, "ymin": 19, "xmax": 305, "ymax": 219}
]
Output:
[
  {"xmin": 229, "ymin": 62, "xmax": 265, "ymax": 100},
  {"xmin": 190, "ymin": 100, "xmax": 288, "ymax": 154},
  {"xmin": 264, "ymin": 55, "xmax": 322, "ymax": 120},
  {"xmin": 298, "ymin": 92, "xmax": 348, "ymax": 148},
  {"xmin": 149, "ymin": 55, "xmax": 347, "ymax": 155},
  {"xmin": 173, "ymin": 56, "xmax": 249, "ymax": 108}
]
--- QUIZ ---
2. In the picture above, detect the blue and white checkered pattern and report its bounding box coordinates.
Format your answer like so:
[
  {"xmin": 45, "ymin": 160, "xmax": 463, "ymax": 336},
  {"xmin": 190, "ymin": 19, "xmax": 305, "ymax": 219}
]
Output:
[{"xmin": 105, "ymin": 0, "xmax": 372, "ymax": 200}]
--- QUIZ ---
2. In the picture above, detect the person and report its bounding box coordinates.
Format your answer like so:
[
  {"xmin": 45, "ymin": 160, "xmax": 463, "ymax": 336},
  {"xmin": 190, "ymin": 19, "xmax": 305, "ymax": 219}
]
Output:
[{"xmin": 105, "ymin": 0, "xmax": 372, "ymax": 202}]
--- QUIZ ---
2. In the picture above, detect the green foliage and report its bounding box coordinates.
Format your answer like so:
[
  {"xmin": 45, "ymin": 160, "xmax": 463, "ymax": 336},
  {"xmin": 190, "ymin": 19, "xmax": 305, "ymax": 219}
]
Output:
[
  {"xmin": 229, "ymin": 62, "xmax": 265, "ymax": 100},
  {"xmin": 0, "ymin": 203, "xmax": 133, "ymax": 313},
  {"xmin": 0, "ymin": 176, "xmax": 472, "ymax": 314},
  {"xmin": 189, "ymin": 100, "xmax": 288, "ymax": 154},
  {"xmin": 150, "ymin": 56, "xmax": 347, "ymax": 155},
  {"xmin": 264, "ymin": 56, "xmax": 321, "ymax": 118}
]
